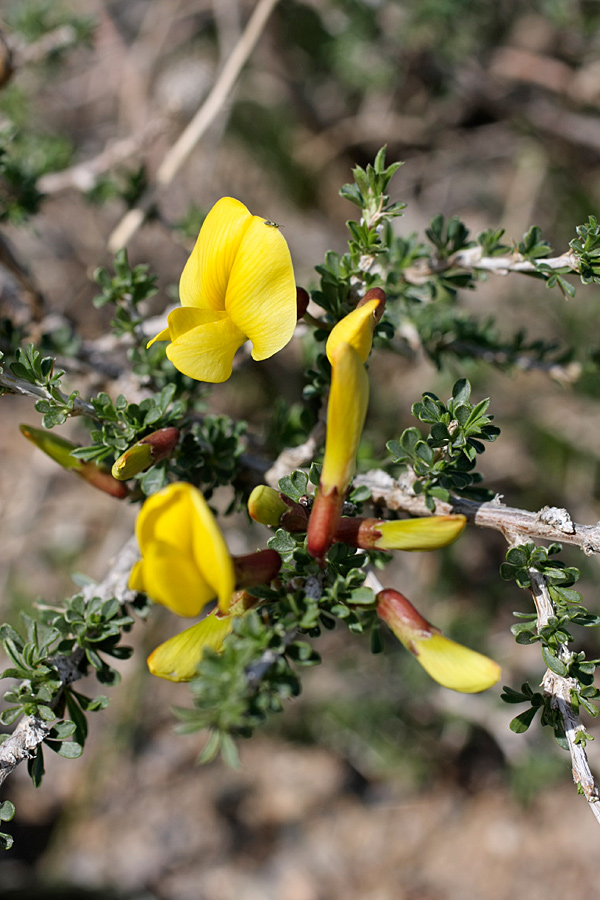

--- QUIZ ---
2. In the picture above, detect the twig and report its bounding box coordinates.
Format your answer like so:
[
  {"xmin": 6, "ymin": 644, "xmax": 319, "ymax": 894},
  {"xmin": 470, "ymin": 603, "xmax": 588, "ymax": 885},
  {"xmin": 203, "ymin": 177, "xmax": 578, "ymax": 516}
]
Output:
[
  {"xmin": 353, "ymin": 469, "xmax": 600, "ymax": 555},
  {"xmin": 528, "ymin": 569, "xmax": 600, "ymax": 825},
  {"xmin": 107, "ymin": 0, "xmax": 280, "ymax": 252},
  {"xmin": 0, "ymin": 369, "xmax": 97, "ymax": 418},
  {"xmin": 0, "ymin": 537, "xmax": 139, "ymax": 788},
  {"xmin": 403, "ymin": 246, "xmax": 580, "ymax": 286},
  {"xmin": 38, "ymin": 120, "xmax": 166, "ymax": 194}
]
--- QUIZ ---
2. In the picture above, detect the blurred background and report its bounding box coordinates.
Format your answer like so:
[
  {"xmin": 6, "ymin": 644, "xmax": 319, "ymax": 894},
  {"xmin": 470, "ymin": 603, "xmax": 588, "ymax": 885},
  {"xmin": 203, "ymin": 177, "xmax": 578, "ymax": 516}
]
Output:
[{"xmin": 2, "ymin": 0, "xmax": 600, "ymax": 897}]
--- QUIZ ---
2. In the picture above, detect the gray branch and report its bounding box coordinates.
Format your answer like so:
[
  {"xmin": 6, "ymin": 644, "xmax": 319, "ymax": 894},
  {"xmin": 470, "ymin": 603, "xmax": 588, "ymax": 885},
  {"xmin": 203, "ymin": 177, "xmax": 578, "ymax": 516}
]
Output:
[
  {"xmin": 529, "ymin": 569, "xmax": 600, "ymax": 825},
  {"xmin": 354, "ymin": 469, "xmax": 600, "ymax": 555}
]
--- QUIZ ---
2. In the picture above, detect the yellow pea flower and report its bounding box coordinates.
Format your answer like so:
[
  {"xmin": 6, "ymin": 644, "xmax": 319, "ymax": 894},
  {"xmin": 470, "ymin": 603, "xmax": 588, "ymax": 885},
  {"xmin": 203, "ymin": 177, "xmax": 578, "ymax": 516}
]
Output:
[
  {"xmin": 307, "ymin": 289, "xmax": 386, "ymax": 560},
  {"xmin": 377, "ymin": 589, "xmax": 501, "ymax": 693},
  {"xmin": 149, "ymin": 197, "xmax": 297, "ymax": 382},
  {"xmin": 129, "ymin": 481, "xmax": 235, "ymax": 616},
  {"xmin": 131, "ymin": 482, "xmax": 282, "ymax": 681}
]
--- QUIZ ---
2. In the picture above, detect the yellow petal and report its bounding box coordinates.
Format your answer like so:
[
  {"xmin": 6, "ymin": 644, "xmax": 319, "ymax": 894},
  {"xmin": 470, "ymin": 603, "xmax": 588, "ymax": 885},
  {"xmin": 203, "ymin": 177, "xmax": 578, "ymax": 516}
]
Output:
[
  {"xmin": 128, "ymin": 559, "xmax": 146, "ymax": 592},
  {"xmin": 147, "ymin": 611, "xmax": 234, "ymax": 682},
  {"xmin": 375, "ymin": 515, "xmax": 467, "ymax": 551},
  {"xmin": 189, "ymin": 487, "xmax": 236, "ymax": 613},
  {"xmin": 411, "ymin": 632, "xmax": 501, "ymax": 693},
  {"xmin": 321, "ymin": 342, "xmax": 369, "ymax": 493},
  {"xmin": 166, "ymin": 315, "xmax": 246, "ymax": 382},
  {"xmin": 326, "ymin": 298, "xmax": 380, "ymax": 364},
  {"xmin": 147, "ymin": 326, "xmax": 171, "ymax": 349},
  {"xmin": 142, "ymin": 542, "xmax": 215, "ymax": 616},
  {"xmin": 179, "ymin": 197, "xmax": 253, "ymax": 311},
  {"xmin": 135, "ymin": 482, "xmax": 196, "ymax": 558},
  {"xmin": 225, "ymin": 216, "xmax": 297, "ymax": 360}
]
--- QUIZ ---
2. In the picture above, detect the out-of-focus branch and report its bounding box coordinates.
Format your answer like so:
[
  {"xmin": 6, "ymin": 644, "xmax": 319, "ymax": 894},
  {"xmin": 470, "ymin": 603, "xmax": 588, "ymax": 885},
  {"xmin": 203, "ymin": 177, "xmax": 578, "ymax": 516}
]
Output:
[
  {"xmin": 108, "ymin": 0, "xmax": 280, "ymax": 252},
  {"xmin": 38, "ymin": 120, "xmax": 166, "ymax": 194},
  {"xmin": 528, "ymin": 569, "xmax": 600, "ymax": 826},
  {"xmin": 0, "ymin": 537, "xmax": 139, "ymax": 788},
  {"xmin": 353, "ymin": 469, "xmax": 600, "ymax": 555}
]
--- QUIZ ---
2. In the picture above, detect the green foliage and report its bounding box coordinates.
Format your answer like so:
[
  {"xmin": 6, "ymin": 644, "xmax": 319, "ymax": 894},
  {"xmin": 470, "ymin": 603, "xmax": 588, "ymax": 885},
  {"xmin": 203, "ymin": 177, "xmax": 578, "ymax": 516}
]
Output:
[
  {"xmin": 387, "ymin": 378, "xmax": 500, "ymax": 509},
  {"xmin": 501, "ymin": 543, "xmax": 600, "ymax": 749},
  {"xmin": 93, "ymin": 249, "xmax": 158, "ymax": 336}
]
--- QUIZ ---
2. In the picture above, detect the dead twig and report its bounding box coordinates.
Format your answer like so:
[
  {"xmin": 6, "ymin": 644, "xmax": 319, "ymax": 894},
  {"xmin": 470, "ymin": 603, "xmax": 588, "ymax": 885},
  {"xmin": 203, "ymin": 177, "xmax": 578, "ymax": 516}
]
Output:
[{"xmin": 108, "ymin": 0, "xmax": 280, "ymax": 252}]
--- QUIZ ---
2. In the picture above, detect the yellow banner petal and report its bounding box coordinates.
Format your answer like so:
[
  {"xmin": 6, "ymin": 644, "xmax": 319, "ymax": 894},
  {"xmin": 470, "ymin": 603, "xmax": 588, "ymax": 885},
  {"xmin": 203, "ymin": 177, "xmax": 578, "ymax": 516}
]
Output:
[
  {"xmin": 147, "ymin": 612, "xmax": 234, "ymax": 682},
  {"xmin": 189, "ymin": 488, "xmax": 236, "ymax": 613},
  {"xmin": 135, "ymin": 483, "xmax": 196, "ymax": 557},
  {"xmin": 375, "ymin": 515, "xmax": 467, "ymax": 551},
  {"xmin": 179, "ymin": 197, "xmax": 252, "ymax": 311},
  {"xmin": 142, "ymin": 542, "xmax": 216, "ymax": 616},
  {"xmin": 166, "ymin": 315, "xmax": 246, "ymax": 382},
  {"xmin": 321, "ymin": 342, "xmax": 369, "ymax": 492},
  {"xmin": 326, "ymin": 297, "xmax": 380, "ymax": 364},
  {"xmin": 224, "ymin": 216, "xmax": 297, "ymax": 360},
  {"xmin": 411, "ymin": 632, "xmax": 501, "ymax": 693}
]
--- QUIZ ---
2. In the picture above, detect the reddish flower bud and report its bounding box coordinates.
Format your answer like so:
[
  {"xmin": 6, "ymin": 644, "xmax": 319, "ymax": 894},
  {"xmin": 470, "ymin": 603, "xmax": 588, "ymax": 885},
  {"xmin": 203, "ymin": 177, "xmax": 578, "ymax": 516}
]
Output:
[
  {"xmin": 296, "ymin": 286, "xmax": 310, "ymax": 320},
  {"xmin": 232, "ymin": 548, "xmax": 282, "ymax": 589}
]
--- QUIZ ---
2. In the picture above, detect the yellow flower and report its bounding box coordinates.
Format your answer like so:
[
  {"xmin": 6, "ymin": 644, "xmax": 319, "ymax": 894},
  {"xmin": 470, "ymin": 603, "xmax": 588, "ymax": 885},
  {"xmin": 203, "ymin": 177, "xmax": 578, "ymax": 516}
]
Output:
[
  {"xmin": 131, "ymin": 483, "xmax": 282, "ymax": 681},
  {"xmin": 307, "ymin": 290, "xmax": 385, "ymax": 560},
  {"xmin": 129, "ymin": 482, "xmax": 234, "ymax": 616},
  {"xmin": 377, "ymin": 588, "xmax": 500, "ymax": 693},
  {"xmin": 334, "ymin": 514, "xmax": 467, "ymax": 550},
  {"xmin": 150, "ymin": 197, "xmax": 297, "ymax": 382}
]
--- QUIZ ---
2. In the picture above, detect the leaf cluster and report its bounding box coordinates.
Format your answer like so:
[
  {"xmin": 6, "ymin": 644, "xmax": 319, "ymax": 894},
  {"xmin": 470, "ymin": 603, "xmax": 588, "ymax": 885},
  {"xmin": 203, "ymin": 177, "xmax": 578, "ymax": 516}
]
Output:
[
  {"xmin": 501, "ymin": 542, "xmax": 600, "ymax": 747},
  {"xmin": 387, "ymin": 378, "xmax": 500, "ymax": 509},
  {"xmin": 93, "ymin": 249, "xmax": 158, "ymax": 336}
]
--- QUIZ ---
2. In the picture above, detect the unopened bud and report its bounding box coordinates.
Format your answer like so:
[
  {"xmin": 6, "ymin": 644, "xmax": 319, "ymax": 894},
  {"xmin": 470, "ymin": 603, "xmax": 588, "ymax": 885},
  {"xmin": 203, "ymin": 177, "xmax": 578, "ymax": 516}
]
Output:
[
  {"xmin": 248, "ymin": 485, "xmax": 289, "ymax": 527},
  {"xmin": 233, "ymin": 548, "xmax": 282, "ymax": 589},
  {"xmin": 307, "ymin": 486, "xmax": 344, "ymax": 562},
  {"xmin": 377, "ymin": 588, "xmax": 501, "ymax": 693},
  {"xmin": 112, "ymin": 426, "xmax": 180, "ymax": 480},
  {"xmin": 334, "ymin": 514, "xmax": 466, "ymax": 551},
  {"xmin": 20, "ymin": 424, "xmax": 128, "ymax": 499},
  {"xmin": 296, "ymin": 287, "xmax": 310, "ymax": 320}
]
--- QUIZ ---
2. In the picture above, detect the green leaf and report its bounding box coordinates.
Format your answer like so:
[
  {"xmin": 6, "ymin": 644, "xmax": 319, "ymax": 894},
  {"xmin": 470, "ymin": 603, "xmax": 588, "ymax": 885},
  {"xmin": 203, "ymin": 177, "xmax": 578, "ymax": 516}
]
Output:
[
  {"xmin": 510, "ymin": 706, "xmax": 539, "ymax": 733},
  {"xmin": 542, "ymin": 646, "xmax": 568, "ymax": 676},
  {"xmin": 0, "ymin": 801, "xmax": 15, "ymax": 823}
]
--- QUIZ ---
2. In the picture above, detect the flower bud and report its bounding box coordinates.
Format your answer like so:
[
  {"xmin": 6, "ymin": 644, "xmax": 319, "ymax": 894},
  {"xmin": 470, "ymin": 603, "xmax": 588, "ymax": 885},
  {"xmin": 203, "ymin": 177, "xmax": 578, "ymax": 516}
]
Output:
[
  {"xmin": 112, "ymin": 426, "xmax": 180, "ymax": 480},
  {"xmin": 334, "ymin": 514, "xmax": 467, "ymax": 551},
  {"xmin": 296, "ymin": 286, "xmax": 310, "ymax": 320},
  {"xmin": 232, "ymin": 548, "xmax": 282, "ymax": 589},
  {"xmin": 377, "ymin": 588, "xmax": 501, "ymax": 693},
  {"xmin": 20, "ymin": 424, "xmax": 128, "ymax": 499},
  {"xmin": 248, "ymin": 485, "xmax": 289, "ymax": 527}
]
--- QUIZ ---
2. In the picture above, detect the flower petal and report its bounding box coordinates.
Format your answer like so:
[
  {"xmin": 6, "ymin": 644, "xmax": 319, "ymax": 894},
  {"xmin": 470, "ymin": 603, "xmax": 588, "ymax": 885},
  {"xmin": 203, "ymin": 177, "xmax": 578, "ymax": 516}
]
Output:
[
  {"xmin": 179, "ymin": 197, "xmax": 253, "ymax": 311},
  {"xmin": 189, "ymin": 487, "xmax": 236, "ymax": 613},
  {"xmin": 225, "ymin": 216, "xmax": 297, "ymax": 360},
  {"xmin": 321, "ymin": 342, "xmax": 369, "ymax": 492},
  {"xmin": 147, "ymin": 611, "xmax": 234, "ymax": 682},
  {"xmin": 135, "ymin": 482, "xmax": 196, "ymax": 557},
  {"xmin": 376, "ymin": 515, "xmax": 467, "ymax": 551},
  {"xmin": 326, "ymin": 297, "xmax": 380, "ymax": 364},
  {"xmin": 142, "ymin": 542, "xmax": 215, "ymax": 616},
  {"xmin": 166, "ymin": 315, "xmax": 246, "ymax": 382},
  {"xmin": 410, "ymin": 632, "xmax": 501, "ymax": 693}
]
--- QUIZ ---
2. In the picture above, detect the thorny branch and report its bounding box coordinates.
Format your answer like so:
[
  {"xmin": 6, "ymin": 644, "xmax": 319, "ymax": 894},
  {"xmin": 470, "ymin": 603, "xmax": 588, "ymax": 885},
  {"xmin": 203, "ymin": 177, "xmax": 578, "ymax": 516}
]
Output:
[
  {"xmin": 0, "ymin": 369, "xmax": 97, "ymax": 418},
  {"xmin": 403, "ymin": 247, "xmax": 579, "ymax": 285},
  {"xmin": 354, "ymin": 469, "xmax": 600, "ymax": 555},
  {"xmin": 528, "ymin": 568, "xmax": 600, "ymax": 825},
  {"xmin": 0, "ymin": 537, "xmax": 140, "ymax": 788}
]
